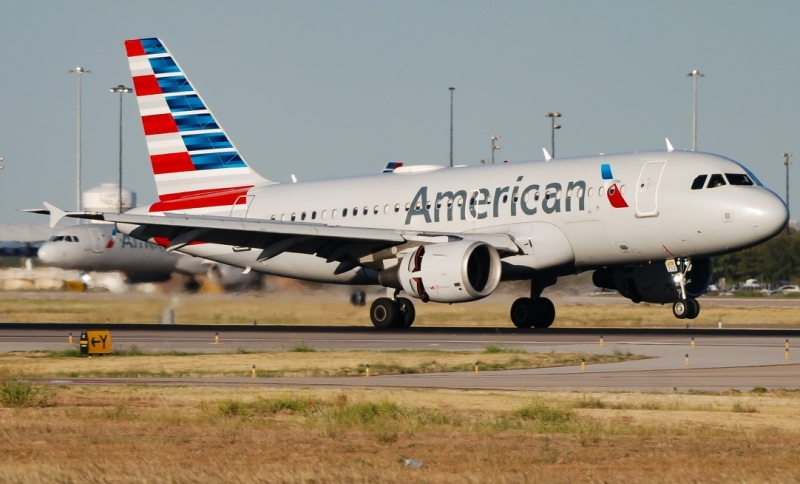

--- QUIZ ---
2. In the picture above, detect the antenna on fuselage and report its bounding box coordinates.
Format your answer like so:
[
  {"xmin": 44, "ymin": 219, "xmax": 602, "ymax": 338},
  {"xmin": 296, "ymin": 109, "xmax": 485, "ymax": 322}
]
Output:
[
  {"xmin": 542, "ymin": 148, "xmax": 552, "ymax": 161},
  {"xmin": 666, "ymin": 138, "xmax": 674, "ymax": 153}
]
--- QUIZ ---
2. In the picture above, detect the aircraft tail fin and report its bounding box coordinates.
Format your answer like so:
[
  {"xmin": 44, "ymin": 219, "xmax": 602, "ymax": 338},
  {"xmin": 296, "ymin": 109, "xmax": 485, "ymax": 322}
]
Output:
[{"xmin": 124, "ymin": 38, "xmax": 273, "ymax": 205}]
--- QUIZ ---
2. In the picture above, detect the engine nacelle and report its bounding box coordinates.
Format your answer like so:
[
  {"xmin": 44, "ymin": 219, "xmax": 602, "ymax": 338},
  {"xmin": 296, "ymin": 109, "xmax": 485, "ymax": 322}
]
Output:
[
  {"xmin": 592, "ymin": 259, "xmax": 712, "ymax": 304},
  {"xmin": 379, "ymin": 240, "xmax": 502, "ymax": 303}
]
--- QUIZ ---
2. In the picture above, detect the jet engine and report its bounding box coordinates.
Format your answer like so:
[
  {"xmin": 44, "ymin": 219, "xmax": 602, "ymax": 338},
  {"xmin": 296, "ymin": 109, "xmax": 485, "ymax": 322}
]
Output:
[
  {"xmin": 379, "ymin": 240, "xmax": 502, "ymax": 303},
  {"xmin": 592, "ymin": 259, "xmax": 712, "ymax": 304}
]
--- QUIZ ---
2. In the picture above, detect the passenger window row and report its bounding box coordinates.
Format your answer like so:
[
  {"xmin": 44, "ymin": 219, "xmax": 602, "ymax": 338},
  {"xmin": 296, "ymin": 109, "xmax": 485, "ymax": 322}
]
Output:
[{"xmin": 267, "ymin": 185, "xmax": 627, "ymax": 222}]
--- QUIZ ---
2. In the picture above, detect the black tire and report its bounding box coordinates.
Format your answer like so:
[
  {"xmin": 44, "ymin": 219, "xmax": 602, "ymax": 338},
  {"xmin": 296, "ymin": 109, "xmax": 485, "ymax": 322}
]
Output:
[
  {"xmin": 672, "ymin": 299, "xmax": 689, "ymax": 319},
  {"xmin": 370, "ymin": 297, "xmax": 399, "ymax": 329},
  {"xmin": 396, "ymin": 297, "xmax": 416, "ymax": 328},
  {"xmin": 687, "ymin": 297, "xmax": 700, "ymax": 320},
  {"xmin": 510, "ymin": 298, "xmax": 535, "ymax": 328},
  {"xmin": 533, "ymin": 297, "xmax": 556, "ymax": 328}
]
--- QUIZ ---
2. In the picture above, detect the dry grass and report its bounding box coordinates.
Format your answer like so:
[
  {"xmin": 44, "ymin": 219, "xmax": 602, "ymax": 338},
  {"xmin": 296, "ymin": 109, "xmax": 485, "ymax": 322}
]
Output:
[
  {"xmin": 0, "ymin": 292, "xmax": 798, "ymax": 327},
  {"xmin": 0, "ymin": 349, "xmax": 642, "ymax": 378},
  {"xmin": 0, "ymin": 385, "xmax": 799, "ymax": 483}
]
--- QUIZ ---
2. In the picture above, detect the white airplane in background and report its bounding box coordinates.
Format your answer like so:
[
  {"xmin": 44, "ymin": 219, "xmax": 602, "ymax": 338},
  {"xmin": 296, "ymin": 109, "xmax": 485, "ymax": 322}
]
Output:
[
  {"xmin": 38, "ymin": 224, "xmax": 260, "ymax": 289},
  {"xmin": 29, "ymin": 37, "xmax": 789, "ymax": 329}
]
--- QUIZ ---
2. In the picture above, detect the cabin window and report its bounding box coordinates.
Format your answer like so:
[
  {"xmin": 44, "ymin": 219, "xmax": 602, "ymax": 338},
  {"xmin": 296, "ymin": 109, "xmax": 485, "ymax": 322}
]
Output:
[
  {"xmin": 281, "ymin": 214, "xmax": 287, "ymax": 221},
  {"xmin": 691, "ymin": 175, "xmax": 707, "ymax": 190},
  {"xmin": 332, "ymin": 209, "xmax": 338, "ymax": 218},
  {"xmin": 343, "ymin": 208, "xmax": 348, "ymax": 217},
  {"xmin": 374, "ymin": 205, "xmax": 379, "ymax": 214},
  {"xmin": 363, "ymin": 206, "xmax": 368, "ymax": 215},
  {"xmin": 270, "ymin": 215, "xmax": 276, "ymax": 220},
  {"xmin": 620, "ymin": 185, "xmax": 626, "ymax": 194},
  {"xmin": 384, "ymin": 205, "xmax": 389, "ymax": 214},
  {"xmin": 321, "ymin": 210, "xmax": 327, "ymax": 219},
  {"xmin": 486, "ymin": 195, "xmax": 493, "ymax": 204},
  {"xmin": 587, "ymin": 187, "xmax": 594, "ymax": 197},
  {"xmin": 291, "ymin": 213, "xmax": 297, "ymax": 221},
  {"xmin": 311, "ymin": 211, "xmax": 317, "ymax": 220},
  {"xmin": 301, "ymin": 212, "xmax": 306, "ymax": 221},
  {"xmin": 352, "ymin": 207, "xmax": 358, "ymax": 217},
  {"xmin": 394, "ymin": 204, "xmax": 400, "ymax": 213},
  {"xmin": 707, "ymin": 174, "xmax": 726, "ymax": 188},
  {"xmin": 502, "ymin": 194, "xmax": 508, "ymax": 203},
  {"xmin": 405, "ymin": 203, "xmax": 410, "ymax": 211},
  {"xmin": 598, "ymin": 186, "xmax": 605, "ymax": 197},
  {"xmin": 725, "ymin": 173, "xmax": 754, "ymax": 186}
]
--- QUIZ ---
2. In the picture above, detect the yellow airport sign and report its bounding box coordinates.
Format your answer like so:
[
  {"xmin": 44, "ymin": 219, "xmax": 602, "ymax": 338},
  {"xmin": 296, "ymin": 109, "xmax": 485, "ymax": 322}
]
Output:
[{"xmin": 79, "ymin": 330, "xmax": 112, "ymax": 355}]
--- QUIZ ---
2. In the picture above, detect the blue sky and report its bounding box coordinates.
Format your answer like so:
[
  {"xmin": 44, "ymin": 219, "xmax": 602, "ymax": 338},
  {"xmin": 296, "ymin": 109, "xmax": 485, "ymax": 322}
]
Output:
[{"xmin": 1, "ymin": 1, "xmax": 799, "ymax": 223}]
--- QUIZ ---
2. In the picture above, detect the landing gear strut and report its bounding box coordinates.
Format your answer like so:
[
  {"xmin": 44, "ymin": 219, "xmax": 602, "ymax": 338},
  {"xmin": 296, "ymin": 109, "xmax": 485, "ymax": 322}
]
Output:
[
  {"xmin": 510, "ymin": 277, "xmax": 557, "ymax": 329},
  {"xmin": 670, "ymin": 258, "xmax": 700, "ymax": 320},
  {"xmin": 369, "ymin": 292, "xmax": 416, "ymax": 329}
]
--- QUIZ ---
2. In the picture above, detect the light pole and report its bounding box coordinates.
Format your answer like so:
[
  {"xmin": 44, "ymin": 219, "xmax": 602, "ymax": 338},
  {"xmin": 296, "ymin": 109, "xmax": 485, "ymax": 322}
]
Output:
[
  {"xmin": 687, "ymin": 70, "xmax": 704, "ymax": 151},
  {"xmin": 69, "ymin": 66, "xmax": 91, "ymax": 211},
  {"xmin": 449, "ymin": 87, "xmax": 455, "ymax": 167},
  {"xmin": 109, "ymin": 85, "xmax": 133, "ymax": 213},
  {"xmin": 544, "ymin": 112, "xmax": 561, "ymax": 157},
  {"xmin": 783, "ymin": 152, "xmax": 793, "ymax": 233},
  {"xmin": 490, "ymin": 136, "xmax": 501, "ymax": 164}
]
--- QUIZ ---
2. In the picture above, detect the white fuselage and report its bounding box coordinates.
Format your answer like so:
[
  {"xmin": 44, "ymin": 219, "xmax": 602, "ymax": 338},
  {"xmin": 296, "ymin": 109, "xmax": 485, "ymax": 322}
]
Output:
[
  {"xmin": 120, "ymin": 151, "xmax": 788, "ymax": 285},
  {"xmin": 38, "ymin": 223, "xmax": 207, "ymax": 274}
]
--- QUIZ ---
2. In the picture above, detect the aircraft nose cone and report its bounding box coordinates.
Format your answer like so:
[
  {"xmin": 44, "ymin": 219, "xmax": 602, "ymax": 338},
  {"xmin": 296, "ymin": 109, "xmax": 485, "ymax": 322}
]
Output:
[
  {"xmin": 37, "ymin": 244, "xmax": 54, "ymax": 263},
  {"xmin": 747, "ymin": 191, "xmax": 789, "ymax": 239}
]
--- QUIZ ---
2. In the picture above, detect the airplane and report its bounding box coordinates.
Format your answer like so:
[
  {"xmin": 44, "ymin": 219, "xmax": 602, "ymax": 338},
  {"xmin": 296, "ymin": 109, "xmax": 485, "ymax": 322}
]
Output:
[
  {"xmin": 29, "ymin": 37, "xmax": 789, "ymax": 329},
  {"xmin": 38, "ymin": 223, "xmax": 260, "ymax": 289}
]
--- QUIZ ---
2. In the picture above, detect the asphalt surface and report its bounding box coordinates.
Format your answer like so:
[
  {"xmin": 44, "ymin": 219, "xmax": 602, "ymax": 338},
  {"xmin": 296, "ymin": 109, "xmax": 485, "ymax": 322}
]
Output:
[{"xmin": 3, "ymin": 325, "xmax": 798, "ymax": 392}]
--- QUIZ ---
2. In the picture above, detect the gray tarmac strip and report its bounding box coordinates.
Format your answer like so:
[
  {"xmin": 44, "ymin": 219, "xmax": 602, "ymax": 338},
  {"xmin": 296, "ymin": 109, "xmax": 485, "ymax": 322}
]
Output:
[{"xmin": 2, "ymin": 325, "xmax": 798, "ymax": 391}]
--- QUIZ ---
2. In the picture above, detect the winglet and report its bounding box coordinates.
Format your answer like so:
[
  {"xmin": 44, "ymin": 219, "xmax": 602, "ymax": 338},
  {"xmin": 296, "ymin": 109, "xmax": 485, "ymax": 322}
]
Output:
[
  {"xmin": 43, "ymin": 202, "xmax": 66, "ymax": 228},
  {"xmin": 542, "ymin": 148, "xmax": 552, "ymax": 161},
  {"xmin": 666, "ymin": 138, "xmax": 674, "ymax": 153}
]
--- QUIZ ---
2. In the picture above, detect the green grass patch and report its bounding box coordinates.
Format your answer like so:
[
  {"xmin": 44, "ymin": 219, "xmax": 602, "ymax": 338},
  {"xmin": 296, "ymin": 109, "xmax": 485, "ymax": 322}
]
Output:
[
  {"xmin": 484, "ymin": 344, "xmax": 525, "ymax": 354},
  {"xmin": 0, "ymin": 379, "xmax": 50, "ymax": 407}
]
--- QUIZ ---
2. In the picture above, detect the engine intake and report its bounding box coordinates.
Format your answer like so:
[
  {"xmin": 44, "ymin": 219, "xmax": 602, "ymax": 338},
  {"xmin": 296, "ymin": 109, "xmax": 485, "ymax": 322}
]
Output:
[
  {"xmin": 592, "ymin": 259, "xmax": 712, "ymax": 304},
  {"xmin": 379, "ymin": 240, "xmax": 502, "ymax": 303}
]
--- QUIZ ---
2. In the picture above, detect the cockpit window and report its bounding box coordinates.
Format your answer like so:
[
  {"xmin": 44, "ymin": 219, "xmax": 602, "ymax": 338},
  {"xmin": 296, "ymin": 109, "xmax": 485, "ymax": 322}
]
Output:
[
  {"xmin": 707, "ymin": 174, "xmax": 726, "ymax": 188},
  {"xmin": 691, "ymin": 175, "xmax": 707, "ymax": 190},
  {"xmin": 725, "ymin": 173, "xmax": 754, "ymax": 186}
]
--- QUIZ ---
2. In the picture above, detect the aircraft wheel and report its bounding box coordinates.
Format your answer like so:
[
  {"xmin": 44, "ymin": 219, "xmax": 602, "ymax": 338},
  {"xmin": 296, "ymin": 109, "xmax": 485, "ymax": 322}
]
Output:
[
  {"xmin": 687, "ymin": 297, "xmax": 700, "ymax": 319},
  {"xmin": 395, "ymin": 297, "xmax": 416, "ymax": 328},
  {"xmin": 672, "ymin": 299, "xmax": 690, "ymax": 319},
  {"xmin": 370, "ymin": 297, "xmax": 399, "ymax": 329},
  {"xmin": 510, "ymin": 298, "xmax": 535, "ymax": 328},
  {"xmin": 533, "ymin": 297, "xmax": 556, "ymax": 328}
]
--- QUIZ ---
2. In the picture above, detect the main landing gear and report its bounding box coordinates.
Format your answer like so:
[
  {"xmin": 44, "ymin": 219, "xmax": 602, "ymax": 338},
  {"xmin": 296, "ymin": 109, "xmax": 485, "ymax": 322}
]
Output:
[
  {"xmin": 670, "ymin": 258, "xmax": 700, "ymax": 320},
  {"xmin": 510, "ymin": 277, "xmax": 557, "ymax": 329},
  {"xmin": 369, "ymin": 293, "xmax": 416, "ymax": 329}
]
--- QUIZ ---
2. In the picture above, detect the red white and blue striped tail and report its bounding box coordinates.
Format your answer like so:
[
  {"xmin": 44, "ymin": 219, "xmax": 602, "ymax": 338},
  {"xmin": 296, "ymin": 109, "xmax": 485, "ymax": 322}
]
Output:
[{"xmin": 124, "ymin": 38, "xmax": 272, "ymax": 212}]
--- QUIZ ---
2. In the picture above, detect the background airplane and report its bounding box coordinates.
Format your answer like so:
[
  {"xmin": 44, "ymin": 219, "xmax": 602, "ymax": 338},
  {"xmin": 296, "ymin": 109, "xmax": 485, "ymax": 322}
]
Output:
[
  {"xmin": 38, "ymin": 223, "xmax": 260, "ymax": 290},
  {"xmin": 32, "ymin": 37, "xmax": 789, "ymax": 329}
]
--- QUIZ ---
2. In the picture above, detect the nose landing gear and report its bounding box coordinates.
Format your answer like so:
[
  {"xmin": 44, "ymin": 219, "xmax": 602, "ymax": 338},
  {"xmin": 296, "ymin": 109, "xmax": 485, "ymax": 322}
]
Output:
[{"xmin": 670, "ymin": 258, "xmax": 700, "ymax": 320}]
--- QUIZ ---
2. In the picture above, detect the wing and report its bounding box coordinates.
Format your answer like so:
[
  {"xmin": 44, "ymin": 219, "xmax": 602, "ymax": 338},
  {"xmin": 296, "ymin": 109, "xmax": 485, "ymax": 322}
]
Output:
[{"xmin": 27, "ymin": 205, "xmax": 520, "ymax": 273}]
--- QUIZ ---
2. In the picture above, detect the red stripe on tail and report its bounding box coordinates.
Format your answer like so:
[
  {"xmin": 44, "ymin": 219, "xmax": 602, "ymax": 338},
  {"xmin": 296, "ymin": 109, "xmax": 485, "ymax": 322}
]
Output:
[
  {"xmin": 132, "ymin": 75, "xmax": 162, "ymax": 96},
  {"xmin": 151, "ymin": 186, "xmax": 253, "ymax": 211},
  {"xmin": 142, "ymin": 114, "xmax": 178, "ymax": 136},
  {"xmin": 124, "ymin": 40, "xmax": 145, "ymax": 57},
  {"xmin": 150, "ymin": 152, "xmax": 195, "ymax": 175}
]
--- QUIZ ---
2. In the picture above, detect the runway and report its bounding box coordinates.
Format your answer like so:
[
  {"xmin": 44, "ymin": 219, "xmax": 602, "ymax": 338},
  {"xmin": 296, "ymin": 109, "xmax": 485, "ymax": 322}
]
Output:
[{"xmin": 3, "ymin": 324, "xmax": 798, "ymax": 391}]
